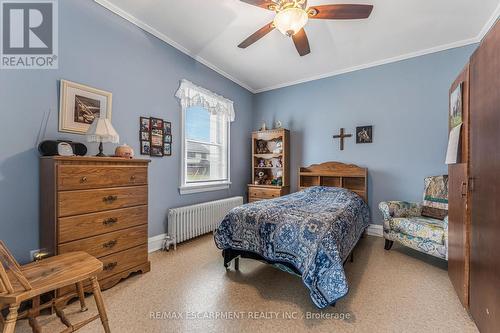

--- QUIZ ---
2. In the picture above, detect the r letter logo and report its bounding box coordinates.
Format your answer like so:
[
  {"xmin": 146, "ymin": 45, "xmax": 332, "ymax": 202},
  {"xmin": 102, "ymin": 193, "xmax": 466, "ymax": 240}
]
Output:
[{"xmin": 1, "ymin": 0, "xmax": 58, "ymax": 69}]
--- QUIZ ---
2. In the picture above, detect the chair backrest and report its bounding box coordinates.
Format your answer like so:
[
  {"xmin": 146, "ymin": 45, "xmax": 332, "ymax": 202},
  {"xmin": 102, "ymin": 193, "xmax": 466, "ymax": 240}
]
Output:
[{"xmin": 0, "ymin": 241, "xmax": 32, "ymax": 296}]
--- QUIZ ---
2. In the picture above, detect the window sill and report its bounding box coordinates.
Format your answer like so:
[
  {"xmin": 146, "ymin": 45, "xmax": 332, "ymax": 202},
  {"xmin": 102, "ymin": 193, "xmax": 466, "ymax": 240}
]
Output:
[{"xmin": 179, "ymin": 182, "xmax": 232, "ymax": 195}]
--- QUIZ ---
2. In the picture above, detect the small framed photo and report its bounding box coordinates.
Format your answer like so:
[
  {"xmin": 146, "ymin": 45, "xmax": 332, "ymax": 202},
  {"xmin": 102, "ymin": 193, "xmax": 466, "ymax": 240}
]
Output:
[
  {"xmin": 151, "ymin": 117, "xmax": 163, "ymax": 130},
  {"xmin": 151, "ymin": 129, "xmax": 164, "ymax": 146},
  {"xmin": 164, "ymin": 121, "xmax": 172, "ymax": 134},
  {"xmin": 140, "ymin": 131, "xmax": 149, "ymax": 141},
  {"xmin": 450, "ymin": 83, "xmax": 463, "ymax": 129},
  {"xmin": 59, "ymin": 80, "xmax": 112, "ymax": 134},
  {"xmin": 140, "ymin": 117, "xmax": 151, "ymax": 132},
  {"xmin": 150, "ymin": 146, "xmax": 163, "ymax": 157},
  {"xmin": 164, "ymin": 143, "xmax": 172, "ymax": 156},
  {"xmin": 356, "ymin": 126, "xmax": 373, "ymax": 144},
  {"xmin": 140, "ymin": 141, "xmax": 150, "ymax": 155},
  {"xmin": 164, "ymin": 134, "xmax": 172, "ymax": 144}
]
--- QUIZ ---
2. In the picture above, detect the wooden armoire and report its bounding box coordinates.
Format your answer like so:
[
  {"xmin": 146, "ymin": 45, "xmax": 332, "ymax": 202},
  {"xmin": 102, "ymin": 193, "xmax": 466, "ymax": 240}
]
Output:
[{"xmin": 448, "ymin": 18, "xmax": 500, "ymax": 333}]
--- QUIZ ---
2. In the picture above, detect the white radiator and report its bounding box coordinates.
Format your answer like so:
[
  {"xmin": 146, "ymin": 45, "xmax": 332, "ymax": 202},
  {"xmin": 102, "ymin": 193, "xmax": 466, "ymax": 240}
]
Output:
[{"xmin": 166, "ymin": 196, "xmax": 243, "ymax": 250}]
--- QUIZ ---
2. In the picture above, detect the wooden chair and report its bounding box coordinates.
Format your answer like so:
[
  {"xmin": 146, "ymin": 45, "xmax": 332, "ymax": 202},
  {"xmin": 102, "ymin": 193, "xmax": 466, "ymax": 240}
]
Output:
[{"xmin": 0, "ymin": 241, "xmax": 110, "ymax": 333}]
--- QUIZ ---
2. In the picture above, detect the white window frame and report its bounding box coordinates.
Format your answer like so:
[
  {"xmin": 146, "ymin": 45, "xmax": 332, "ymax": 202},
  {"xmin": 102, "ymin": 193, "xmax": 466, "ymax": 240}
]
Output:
[
  {"xmin": 176, "ymin": 80, "xmax": 234, "ymax": 195},
  {"xmin": 179, "ymin": 108, "xmax": 231, "ymax": 194}
]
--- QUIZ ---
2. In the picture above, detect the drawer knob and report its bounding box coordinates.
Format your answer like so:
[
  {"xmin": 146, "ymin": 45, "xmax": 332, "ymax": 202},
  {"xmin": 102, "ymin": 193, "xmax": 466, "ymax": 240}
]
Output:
[
  {"xmin": 130, "ymin": 175, "xmax": 136, "ymax": 181},
  {"xmin": 103, "ymin": 217, "xmax": 118, "ymax": 226},
  {"xmin": 103, "ymin": 195, "xmax": 118, "ymax": 203},
  {"xmin": 103, "ymin": 262, "xmax": 118, "ymax": 271},
  {"xmin": 103, "ymin": 240, "xmax": 117, "ymax": 248},
  {"xmin": 80, "ymin": 176, "xmax": 88, "ymax": 183}
]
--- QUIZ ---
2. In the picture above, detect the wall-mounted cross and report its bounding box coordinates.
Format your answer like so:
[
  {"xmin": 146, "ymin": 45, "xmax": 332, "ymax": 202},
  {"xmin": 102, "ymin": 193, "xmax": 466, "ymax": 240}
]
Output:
[{"xmin": 333, "ymin": 128, "xmax": 352, "ymax": 151}]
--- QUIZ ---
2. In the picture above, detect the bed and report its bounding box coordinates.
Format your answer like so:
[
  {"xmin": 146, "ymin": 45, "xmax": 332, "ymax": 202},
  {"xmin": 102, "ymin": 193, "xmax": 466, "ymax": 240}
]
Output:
[{"xmin": 214, "ymin": 162, "xmax": 370, "ymax": 308}]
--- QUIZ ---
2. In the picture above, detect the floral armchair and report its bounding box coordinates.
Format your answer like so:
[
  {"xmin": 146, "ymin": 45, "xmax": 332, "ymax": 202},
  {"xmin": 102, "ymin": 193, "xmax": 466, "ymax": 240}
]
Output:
[{"xmin": 379, "ymin": 176, "xmax": 449, "ymax": 260}]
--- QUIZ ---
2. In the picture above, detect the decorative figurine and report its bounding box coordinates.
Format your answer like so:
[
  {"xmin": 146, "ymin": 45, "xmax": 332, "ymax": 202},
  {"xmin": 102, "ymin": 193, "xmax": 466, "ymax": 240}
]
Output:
[
  {"xmin": 273, "ymin": 141, "xmax": 283, "ymax": 154},
  {"xmin": 260, "ymin": 122, "xmax": 267, "ymax": 131},
  {"xmin": 258, "ymin": 159, "xmax": 265, "ymax": 167},
  {"xmin": 257, "ymin": 171, "xmax": 267, "ymax": 185},
  {"xmin": 265, "ymin": 159, "xmax": 273, "ymax": 168},
  {"xmin": 274, "ymin": 120, "xmax": 283, "ymax": 129},
  {"xmin": 275, "ymin": 157, "xmax": 283, "ymax": 168},
  {"xmin": 256, "ymin": 140, "xmax": 268, "ymax": 154},
  {"xmin": 115, "ymin": 144, "xmax": 134, "ymax": 159}
]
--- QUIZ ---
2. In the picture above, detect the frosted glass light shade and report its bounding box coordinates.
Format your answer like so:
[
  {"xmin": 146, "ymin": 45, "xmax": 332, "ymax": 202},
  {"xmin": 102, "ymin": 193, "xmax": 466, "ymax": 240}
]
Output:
[
  {"xmin": 273, "ymin": 7, "xmax": 309, "ymax": 37},
  {"xmin": 86, "ymin": 118, "xmax": 120, "ymax": 143}
]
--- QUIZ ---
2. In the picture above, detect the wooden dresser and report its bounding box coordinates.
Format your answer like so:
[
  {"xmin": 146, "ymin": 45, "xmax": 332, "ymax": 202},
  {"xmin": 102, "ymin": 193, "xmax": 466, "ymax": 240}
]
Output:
[{"xmin": 40, "ymin": 156, "xmax": 151, "ymax": 296}]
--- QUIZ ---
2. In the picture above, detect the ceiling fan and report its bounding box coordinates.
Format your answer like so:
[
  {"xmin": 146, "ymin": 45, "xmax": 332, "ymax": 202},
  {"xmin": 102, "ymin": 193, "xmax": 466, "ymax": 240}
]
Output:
[{"xmin": 238, "ymin": 0, "xmax": 373, "ymax": 56}]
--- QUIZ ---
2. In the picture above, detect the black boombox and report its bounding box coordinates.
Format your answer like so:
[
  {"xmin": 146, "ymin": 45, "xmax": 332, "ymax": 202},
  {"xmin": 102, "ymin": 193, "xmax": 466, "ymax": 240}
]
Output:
[{"xmin": 38, "ymin": 140, "xmax": 87, "ymax": 156}]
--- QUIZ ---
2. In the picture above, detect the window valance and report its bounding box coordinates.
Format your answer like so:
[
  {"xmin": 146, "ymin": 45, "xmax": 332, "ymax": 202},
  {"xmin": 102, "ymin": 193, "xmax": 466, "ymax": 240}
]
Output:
[{"xmin": 175, "ymin": 79, "xmax": 235, "ymax": 122}]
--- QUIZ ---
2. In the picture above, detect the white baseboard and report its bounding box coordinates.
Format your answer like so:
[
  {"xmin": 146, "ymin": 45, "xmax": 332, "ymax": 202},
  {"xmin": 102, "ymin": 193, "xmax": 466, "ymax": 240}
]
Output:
[
  {"xmin": 365, "ymin": 224, "xmax": 383, "ymax": 237},
  {"xmin": 148, "ymin": 233, "xmax": 167, "ymax": 253}
]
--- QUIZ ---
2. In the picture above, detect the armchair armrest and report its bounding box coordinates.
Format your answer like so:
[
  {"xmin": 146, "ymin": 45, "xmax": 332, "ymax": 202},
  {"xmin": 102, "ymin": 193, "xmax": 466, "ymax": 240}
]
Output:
[
  {"xmin": 443, "ymin": 216, "xmax": 449, "ymax": 259},
  {"xmin": 378, "ymin": 201, "xmax": 422, "ymax": 220}
]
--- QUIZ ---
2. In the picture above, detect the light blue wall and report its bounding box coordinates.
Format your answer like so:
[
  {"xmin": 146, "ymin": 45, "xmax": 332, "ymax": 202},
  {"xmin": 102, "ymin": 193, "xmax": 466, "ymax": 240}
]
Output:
[
  {"xmin": 0, "ymin": 0, "xmax": 477, "ymax": 263},
  {"xmin": 0, "ymin": 0, "xmax": 253, "ymax": 263},
  {"xmin": 254, "ymin": 45, "xmax": 476, "ymax": 224}
]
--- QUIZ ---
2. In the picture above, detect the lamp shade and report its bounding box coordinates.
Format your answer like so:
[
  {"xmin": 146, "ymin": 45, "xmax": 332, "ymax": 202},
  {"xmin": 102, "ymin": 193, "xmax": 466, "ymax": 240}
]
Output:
[{"xmin": 86, "ymin": 118, "xmax": 120, "ymax": 144}]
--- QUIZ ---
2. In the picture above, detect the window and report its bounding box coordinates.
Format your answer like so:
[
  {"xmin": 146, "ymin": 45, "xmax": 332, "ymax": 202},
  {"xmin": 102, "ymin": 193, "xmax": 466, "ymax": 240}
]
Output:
[{"xmin": 176, "ymin": 80, "xmax": 234, "ymax": 194}]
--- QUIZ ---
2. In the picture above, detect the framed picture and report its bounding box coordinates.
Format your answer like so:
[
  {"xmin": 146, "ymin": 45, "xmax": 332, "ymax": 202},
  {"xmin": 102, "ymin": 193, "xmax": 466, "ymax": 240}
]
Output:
[
  {"xmin": 140, "ymin": 117, "xmax": 151, "ymax": 132},
  {"xmin": 356, "ymin": 126, "xmax": 373, "ymax": 144},
  {"xmin": 151, "ymin": 118, "xmax": 163, "ymax": 130},
  {"xmin": 140, "ymin": 141, "xmax": 150, "ymax": 155},
  {"xmin": 59, "ymin": 80, "xmax": 112, "ymax": 134},
  {"xmin": 151, "ymin": 129, "xmax": 164, "ymax": 146},
  {"xmin": 164, "ymin": 143, "xmax": 172, "ymax": 156},
  {"xmin": 150, "ymin": 146, "xmax": 163, "ymax": 157},
  {"xmin": 164, "ymin": 121, "xmax": 172, "ymax": 134},
  {"xmin": 450, "ymin": 83, "xmax": 463, "ymax": 129},
  {"xmin": 139, "ymin": 116, "xmax": 171, "ymax": 157}
]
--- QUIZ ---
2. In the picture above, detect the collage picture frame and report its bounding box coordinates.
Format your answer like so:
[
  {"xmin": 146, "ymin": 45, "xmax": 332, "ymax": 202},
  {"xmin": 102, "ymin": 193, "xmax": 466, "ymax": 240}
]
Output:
[{"xmin": 140, "ymin": 117, "xmax": 172, "ymax": 157}]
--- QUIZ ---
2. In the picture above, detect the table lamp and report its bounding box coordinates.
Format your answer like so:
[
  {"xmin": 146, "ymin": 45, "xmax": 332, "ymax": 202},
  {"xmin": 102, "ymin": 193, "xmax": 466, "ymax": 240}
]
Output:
[{"xmin": 86, "ymin": 118, "xmax": 120, "ymax": 157}]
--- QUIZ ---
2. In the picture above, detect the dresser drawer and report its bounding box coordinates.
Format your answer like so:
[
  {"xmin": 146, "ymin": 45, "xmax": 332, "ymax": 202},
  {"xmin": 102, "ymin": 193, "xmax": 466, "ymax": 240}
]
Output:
[
  {"xmin": 58, "ymin": 244, "xmax": 148, "ymax": 296},
  {"xmin": 58, "ymin": 225, "xmax": 147, "ymax": 258},
  {"xmin": 58, "ymin": 165, "xmax": 148, "ymax": 191},
  {"xmin": 58, "ymin": 206, "xmax": 147, "ymax": 243},
  {"xmin": 98, "ymin": 244, "xmax": 148, "ymax": 281},
  {"xmin": 249, "ymin": 187, "xmax": 283, "ymax": 199},
  {"xmin": 58, "ymin": 186, "xmax": 148, "ymax": 217}
]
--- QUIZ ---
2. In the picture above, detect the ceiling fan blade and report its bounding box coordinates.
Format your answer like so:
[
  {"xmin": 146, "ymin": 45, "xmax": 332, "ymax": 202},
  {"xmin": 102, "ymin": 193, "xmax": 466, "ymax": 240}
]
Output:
[
  {"xmin": 308, "ymin": 4, "xmax": 373, "ymax": 20},
  {"xmin": 238, "ymin": 22, "xmax": 275, "ymax": 49},
  {"xmin": 292, "ymin": 28, "xmax": 310, "ymax": 57},
  {"xmin": 240, "ymin": 0, "xmax": 276, "ymax": 10}
]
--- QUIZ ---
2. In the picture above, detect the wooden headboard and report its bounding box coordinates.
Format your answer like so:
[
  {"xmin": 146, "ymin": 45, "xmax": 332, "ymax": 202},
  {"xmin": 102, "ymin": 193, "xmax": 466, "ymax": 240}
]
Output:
[{"xmin": 298, "ymin": 162, "xmax": 368, "ymax": 201}]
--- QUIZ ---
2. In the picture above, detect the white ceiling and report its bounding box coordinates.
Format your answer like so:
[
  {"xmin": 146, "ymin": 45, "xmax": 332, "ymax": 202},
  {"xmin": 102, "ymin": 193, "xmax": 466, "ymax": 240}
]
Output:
[{"xmin": 95, "ymin": 0, "xmax": 500, "ymax": 93}]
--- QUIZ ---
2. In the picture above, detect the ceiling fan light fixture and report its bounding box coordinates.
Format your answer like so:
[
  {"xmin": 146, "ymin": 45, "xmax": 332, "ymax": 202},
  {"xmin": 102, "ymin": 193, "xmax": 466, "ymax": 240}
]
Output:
[{"xmin": 273, "ymin": 7, "xmax": 308, "ymax": 37}]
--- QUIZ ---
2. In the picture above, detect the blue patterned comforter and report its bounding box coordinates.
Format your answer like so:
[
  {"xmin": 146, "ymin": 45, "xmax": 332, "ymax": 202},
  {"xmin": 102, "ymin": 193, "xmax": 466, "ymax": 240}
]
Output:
[{"xmin": 214, "ymin": 186, "xmax": 370, "ymax": 308}]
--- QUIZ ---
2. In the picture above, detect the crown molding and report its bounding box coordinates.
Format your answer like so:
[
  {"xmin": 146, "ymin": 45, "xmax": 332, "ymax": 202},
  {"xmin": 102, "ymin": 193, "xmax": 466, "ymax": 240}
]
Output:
[
  {"xmin": 95, "ymin": 0, "xmax": 500, "ymax": 95},
  {"xmin": 477, "ymin": 2, "xmax": 500, "ymax": 42},
  {"xmin": 255, "ymin": 4, "xmax": 500, "ymax": 93},
  {"xmin": 253, "ymin": 37, "xmax": 479, "ymax": 93},
  {"xmin": 94, "ymin": 0, "xmax": 256, "ymax": 93}
]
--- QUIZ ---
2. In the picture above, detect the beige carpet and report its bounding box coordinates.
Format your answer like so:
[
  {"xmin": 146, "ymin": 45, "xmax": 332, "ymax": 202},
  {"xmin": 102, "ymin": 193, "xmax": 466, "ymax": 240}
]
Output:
[{"xmin": 16, "ymin": 235, "xmax": 477, "ymax": 333}]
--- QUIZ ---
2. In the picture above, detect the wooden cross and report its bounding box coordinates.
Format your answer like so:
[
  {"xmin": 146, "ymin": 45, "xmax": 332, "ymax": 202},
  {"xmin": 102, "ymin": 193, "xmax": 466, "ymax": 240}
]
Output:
[{"xmin": 333, "ymin": 128, "xmax": 352, "ymax": 151}]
